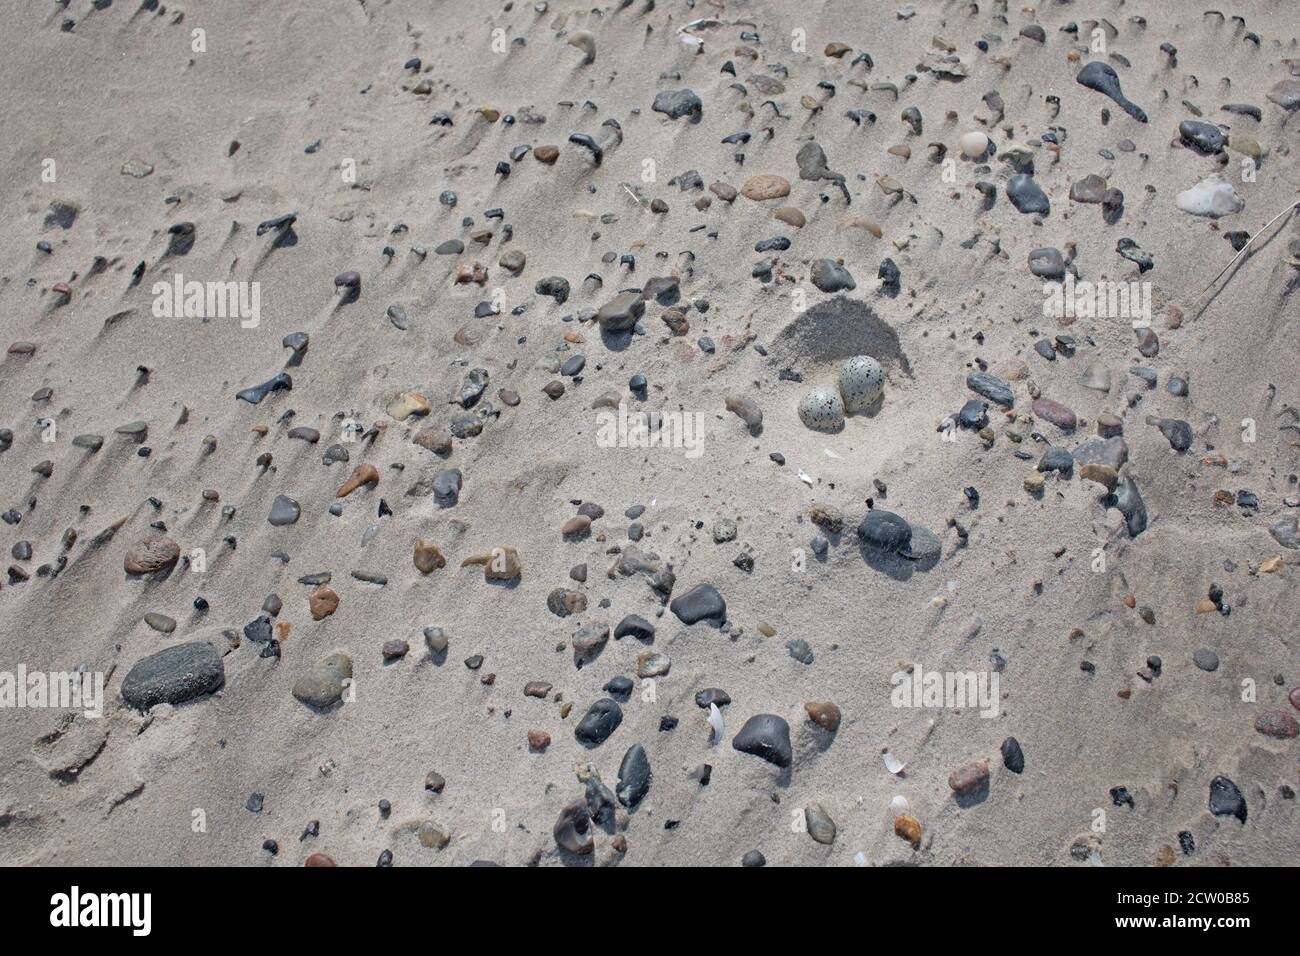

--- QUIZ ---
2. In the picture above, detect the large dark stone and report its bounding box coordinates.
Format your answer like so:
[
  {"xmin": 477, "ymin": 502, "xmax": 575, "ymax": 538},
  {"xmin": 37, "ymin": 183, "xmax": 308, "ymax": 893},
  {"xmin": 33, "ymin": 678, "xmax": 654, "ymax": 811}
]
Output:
[{"xmin": 121, "ymin": 642, "xmax": 224, "ymax": 710}]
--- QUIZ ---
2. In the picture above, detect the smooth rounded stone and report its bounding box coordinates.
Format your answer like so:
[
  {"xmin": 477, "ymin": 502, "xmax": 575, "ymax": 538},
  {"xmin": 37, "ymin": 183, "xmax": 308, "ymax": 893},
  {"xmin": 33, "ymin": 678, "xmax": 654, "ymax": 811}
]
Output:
[
  {"xmin": 381, "ymin": 639, "xmax": 409, "ymax": 661},
  {"xmin": 1135, "ymin": 327, "xmax": 1160, "ymax": 357},
  {"xmin": 309, "ymin": 588, "xmax": 339, "ymax": 621},
  {"xmin": 544, "ymin": 588, "xmax": 585, "ymax": 619},
  {"xmin": 1076, "ymin": 61, "xmax": 1147, "ymax": 122},
  {"xmin": 144, "ymin": 612, "xmax": 176, "ymax": 634},
  {"xmin": 124, "ymin": 536, "xmax": 180, "ymax": 575},
  {"xmin": 1034, "ymin": 338, "xmax": 1057, "ymax": 361},
  {"xmin": 1267, "ymin": 79, "xmax": 1300, "ymax": 111},
  {"xmin": 1268, "ymin": 516, "xmax": 1300, "ymax": 550},
  {"xmin": 1080, "ymin": 362, "xmax": 1112, "ymax": 392},
  {"xmin": 560, "ymin": 354, "xmax": 586, "ymax": 377},
  {"xmin": 742, "ymin": 850, "xmax": 766, "ymax": 867},
  {"xmin": 798, "ymin": 384, "xmax": 846, "ymax": 432},
  {"xmin": 498, "ymin": 249, "xmax": 526, "ymax": 275},
  {"xmin": 387, "ymin": 391, "xmax": 430, "ymax": 420},
  {"xmin": 804, "ymin": 701, "xmax": 841, "ymax": 732},
  {"xmin": 774, "ymin": 206, "xmax": 805, "ymax": 228},
  {"xmin": 695, "ymin": 688, "xmax": 731, "ymax": 709},
  {"xmin": 1147, "ymin": 416, "xmax": 1192, "ymax": 452},
  {"xmin": 636, "ymin": 651, "xmax": 671, "ymax": 678},
  {"xmin": 292, "ymin": 653, "xmax": 353, "ymax": 710},
  {"xmin": 958, "ymin": 399, "xmax": 988, "ymax": 429},
  {"xmin": 1179, "ymin": 120, "xmax": 1224, "ymax": 154},
  {"xmin": 967, "ymin": 370, "xmax": 1014, "ymax": 408},
  {"xmin": 575, "ymin": 699, "xmax": 623, "ymax": 746},
  {"xmin": 613, "ymin": 614, "xmax": 655, "ymax": 642},
  {"xmin": 554, "ymin": 799, "xmax": 594, "ymax": 854},
  {"xmin": 288, "ymin": 426, "xmax": 320, "ymax": 443},
  {"xmin": 267, "ymin": 495, "xmax": 301, "ymax": 526},
  {"xmin": 1073, "ymin": 436, "xmax": 1128, "ymax": 471},
  {"xmin": 1069, "ymin": 174, "xmax": 1108, "ymax": 203},
  {"xmin": 1038, "ymin": 446, "xmax": 1075, "ymax": 474},
  {"xmin": 725, "ymin": 395, "xmax": 763, "ymax": 434},
  {"xmin": 809, "ymin": 259, "xmax": 856, "ymax": 293},
  {"xmin": 561, "ymin": 515, "xmax": 592, "ymax": 539},
  {"xmin": 432, "ymin": 469, "xmax": 462, "ymax": 507},
  {"xmin": 1032, "ymin": 398, "xmax": 1077, "ymax": 431},
  {"xmin": 72, "ymin": 434, "xmax": 104, "ymax": 452},
  {"xmin": 805, "ymin": 803, "xmax": 836, "ymax": 844},
  {"xmin": 652, "ymin": 88, "xmax": 702, "ymax": 122},
  {"xmin": 323, "ymin": 443, "xmax": 350, "ymax": 465},
  {"xmin": 1208, "ymin": 775, "xmax": 1246, "ymax": 823},
  {"xmin": 1001, "ymin": 737, "xmax": 1025, "ymax": 774},
  {"xmin": 948, "ymin": 759, "xmax": 990, "ymax": 796},
  {"xmin": 533, "ymin": 145, "xmax": 559, "ymax": 164},
  {"xmin": 669, "ymin": 583, "xmax": 726, "ymax": 626},
  {"xmin": 958, "ymin": 130, "xmax": 989, "ymax": 159},
  {"xmin": 121, "ymin": 641, "xmax": 224, "ymax": 710},
  {"xmin": 1079, "ymin": 463, "xmax": 1119, "ymax": 491},
  {"xmin": 1028, "ymin": 247, "xmax": 1066, "ymax": 280},
  {"xmin": 740, "ymin": 174, "xmax": 791, "ymax": 200},
  {"xmin": 732, "ymin": 714, "xmax": 793, "ymax": 768},
  {"xmin": 435, "ymin": 239, "xmax": 464, "ymax": 256},
  {"xmin": 1006, "ymin": 174, "xmax": 1049, "ymax": 215},
  {"xmin": 857, "ymin": 510, "xmax": 911, "ymax": 553},
  {"xmin": 1254, "ymin": 710, "xmax": 1298, "ymax": 739},
  {"xmin": 902, "ymin": 524, "xmax": 941, "ymax": 565},
  {"xmin": 1192, "ymin": 649, "xmax": 1220, "ymax": 672},
  {"xmin": 837, "ymin": 355, "xmax": 884, "ymax": 412},
  {"xmin": 595, "ymin": 291, "xmax": 644, "ymax": 331},
  {"xmin": 616, "ymin": 744, "xmax": 652, "ymax": 808},
  {"xmin": 1176, "ymin": 175, "xmax": 1244, "ymax": 218},
  {"xmin": 534, "ymin": 276, "xmax": 569, "ymax": 304},
  {"xmin": 424, "ymin": 628, "xmax": 449, "ymax": 656},
  {"xmin": 413, "ymin": 427, "xmax": 452, "ymax": 456}
]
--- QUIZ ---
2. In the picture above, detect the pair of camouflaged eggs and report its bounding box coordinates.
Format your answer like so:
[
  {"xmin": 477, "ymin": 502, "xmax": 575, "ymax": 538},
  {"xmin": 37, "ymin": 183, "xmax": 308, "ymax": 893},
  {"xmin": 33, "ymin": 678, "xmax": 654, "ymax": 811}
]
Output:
[{"xmin": 797, "ymin": 355, "xmax": 884, "ymax": 432}]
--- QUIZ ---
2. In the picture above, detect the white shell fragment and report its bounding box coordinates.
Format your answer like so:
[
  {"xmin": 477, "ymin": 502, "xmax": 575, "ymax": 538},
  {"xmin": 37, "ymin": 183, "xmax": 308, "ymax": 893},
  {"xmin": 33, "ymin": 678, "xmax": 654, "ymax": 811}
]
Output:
[
  {"xmin": 883, "ymin": 750, "xmax": 907, "ymax": 775},
  {"xmin": 1176, "ymin": 174, "xmax": 1245, "ymax": 218},
  {"xmin": 707, "ymin": 702, "xmax": 724, "ymax": 744}
]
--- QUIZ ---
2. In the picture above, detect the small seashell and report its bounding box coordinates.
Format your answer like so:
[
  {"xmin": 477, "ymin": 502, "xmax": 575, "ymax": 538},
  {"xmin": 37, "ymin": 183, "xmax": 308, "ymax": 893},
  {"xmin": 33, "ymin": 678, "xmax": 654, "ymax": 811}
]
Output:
[
  {"xmin": 708, "ymin": 702, "xmax": 725, "ymax": 744},
  {"xmin": 883, "ymin": 750, "xmax": 906, "ymax": 775}
]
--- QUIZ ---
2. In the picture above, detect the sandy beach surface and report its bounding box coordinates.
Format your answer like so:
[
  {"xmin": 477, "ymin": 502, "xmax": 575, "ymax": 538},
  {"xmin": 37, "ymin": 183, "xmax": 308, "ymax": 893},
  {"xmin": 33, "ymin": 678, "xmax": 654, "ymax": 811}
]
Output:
[{"xmin": 0, "ymin": 0, "xmax": 1297, "ymax": 867}]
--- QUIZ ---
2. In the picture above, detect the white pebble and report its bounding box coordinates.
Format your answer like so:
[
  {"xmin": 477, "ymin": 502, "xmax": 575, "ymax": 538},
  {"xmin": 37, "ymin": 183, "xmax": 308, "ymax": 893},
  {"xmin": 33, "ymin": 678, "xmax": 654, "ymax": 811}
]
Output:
[{"xmin": 959, "ymin": 130, "xmax": 989, "ymax": 159}]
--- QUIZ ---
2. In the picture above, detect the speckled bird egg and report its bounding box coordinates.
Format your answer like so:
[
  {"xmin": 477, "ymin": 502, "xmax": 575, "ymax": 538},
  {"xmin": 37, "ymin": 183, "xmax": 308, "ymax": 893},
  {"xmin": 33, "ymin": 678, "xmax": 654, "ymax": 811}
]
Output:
[
  {"xmin": 797, "ymin": 384, "xmax": 845, "ymax": 432},
  {"xmin": 838, "ymin": 355, "xmax": 884, "ymax": 413}
]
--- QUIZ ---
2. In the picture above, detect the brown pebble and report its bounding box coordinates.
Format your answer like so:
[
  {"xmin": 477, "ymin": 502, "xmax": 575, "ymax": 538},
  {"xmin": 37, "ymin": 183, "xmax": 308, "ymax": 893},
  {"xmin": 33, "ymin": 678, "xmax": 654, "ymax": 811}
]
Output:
[
  {"xmin": 894, "ymin": 814, "xmax": 923, "ymax": 846},
  {"xmin": 414, "ymin": 539, "xmax": 446, "ymax": 574},
  {"xmin": 804, "ymin": 701, "xmax": 842, "ymax": 732},
  {"xmin": 310, "ymin": 587, "xmax": 339, "ymax": 620},
  {"xmin": 124, "ymin": 537, "xmax": 181, "ymax": 576},
  {"xmin": 304, "ymin": 853, "xmax": 337, "ymax": 867},
  {"xmin": 336, "ymin": 463, "xmax": 379, "ymax": 497},
  {"xmin": 424, "ymin": 771, "xmax": 446, "ymax": 793},
  {"xmin": 527, "ymin": 729, "xmax": 552, "ymax": 750},
  {"xmin": 1032, "ymin": 397, "xmax": 1077, "ymax": 431},
  {"xmin": 948, "ymin": 759, "xmax": 990, "ymax": 796},
  {"xmin": 740, "ymin": 174, "xmax": 791, "ymax": 200},
  {"xmin": 534, "ymin": 145, "xmax": 560, "ymax": 164},
  {"xmin": 562, "ymin": 515, "xmax": 592, "ymax": 539}
]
